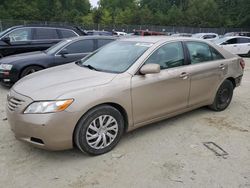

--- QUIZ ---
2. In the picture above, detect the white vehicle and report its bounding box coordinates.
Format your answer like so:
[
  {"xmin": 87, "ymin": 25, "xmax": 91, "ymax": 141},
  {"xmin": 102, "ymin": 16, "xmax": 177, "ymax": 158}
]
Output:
[
  {"xmin": 192, "ymin": 33, "xmax": 219, "ymax": 41},
  {"xmin": 215, "ymin": 36, "xmax": 250, "ymax": 56},
  {"xmin": 113, "ymin": 31, "xmax": 127, "ymax": 36}
]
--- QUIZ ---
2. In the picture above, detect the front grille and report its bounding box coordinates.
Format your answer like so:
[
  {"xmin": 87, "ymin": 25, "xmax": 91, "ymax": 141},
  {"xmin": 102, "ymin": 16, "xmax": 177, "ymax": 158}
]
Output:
[{"xmin": 7, "ymin": 97, "xmax": 24, "ymax": 111}]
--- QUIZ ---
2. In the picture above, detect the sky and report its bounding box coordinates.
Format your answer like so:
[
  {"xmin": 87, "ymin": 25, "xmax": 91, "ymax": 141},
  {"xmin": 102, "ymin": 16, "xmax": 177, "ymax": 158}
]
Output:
[{"xmin": 89, "ymin": 0, "xmax": 99, "ymax": 7}]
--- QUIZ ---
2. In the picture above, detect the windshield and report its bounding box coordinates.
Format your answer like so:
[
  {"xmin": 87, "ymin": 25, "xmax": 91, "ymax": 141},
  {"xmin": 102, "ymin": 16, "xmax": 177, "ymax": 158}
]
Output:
[
  {"xmin": 45, "ymin": 39, "xmax": 72, "ymax": 54},
  {"xmin": 80, "ymin": 41, "xmax": 152, "ymax": 73},
  {"xmin": 0, "ymin": 28, "xmax": 12, "ymax": 38}
]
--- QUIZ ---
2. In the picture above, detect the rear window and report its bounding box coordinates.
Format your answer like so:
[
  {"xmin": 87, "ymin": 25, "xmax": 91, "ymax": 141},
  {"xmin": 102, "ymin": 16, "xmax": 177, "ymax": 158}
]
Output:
[
  {"xmin": 60, "ymin": 29, "xmax": 78, "ymax": 38},
  {"xmin": 34, "ymin": 28, "xmax": 59, "ymax": 40}
]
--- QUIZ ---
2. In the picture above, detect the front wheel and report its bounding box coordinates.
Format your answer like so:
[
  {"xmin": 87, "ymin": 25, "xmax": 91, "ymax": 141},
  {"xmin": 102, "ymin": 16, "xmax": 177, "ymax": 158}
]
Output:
[
  {"xmin": 74, "ymin": 105, "xmax": 124, "ymax": 155},
  {"xmin": 20, "ymin": 66, "xmax": 43, "ymax": 78},
  {"xmin": 209, "ymin": 80, "xmax": 234, "ymax": 111}
]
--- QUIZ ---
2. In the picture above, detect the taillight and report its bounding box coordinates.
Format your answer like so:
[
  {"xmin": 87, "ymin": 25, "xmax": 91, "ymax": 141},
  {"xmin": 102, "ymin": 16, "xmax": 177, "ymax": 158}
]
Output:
[{"xmin": 240, "ymin": 58, "xmax": 245, "ymax": 70}]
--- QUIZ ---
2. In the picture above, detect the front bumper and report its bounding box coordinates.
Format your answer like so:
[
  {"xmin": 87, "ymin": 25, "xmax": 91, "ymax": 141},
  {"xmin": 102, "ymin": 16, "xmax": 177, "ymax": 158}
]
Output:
[
  {"xmin": 6, "ymin": 90, "xmax": 79, "ymax": 151},
  {"xmin": 0, "ymin": 69, "xmax": 18, "ymax": 85}
]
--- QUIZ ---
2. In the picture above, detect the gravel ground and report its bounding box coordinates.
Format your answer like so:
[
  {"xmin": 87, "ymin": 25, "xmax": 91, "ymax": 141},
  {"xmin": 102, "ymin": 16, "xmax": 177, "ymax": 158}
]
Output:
[{"xmin": 0, "ymin": 59, "xmax": 250, "ymax": 188}]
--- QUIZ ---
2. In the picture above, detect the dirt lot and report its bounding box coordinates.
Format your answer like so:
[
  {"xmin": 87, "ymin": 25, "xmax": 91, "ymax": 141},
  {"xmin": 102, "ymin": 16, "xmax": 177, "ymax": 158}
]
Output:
[{"xmin": 0, "ymin": 59, "xmax": 250, "ymax": 188}]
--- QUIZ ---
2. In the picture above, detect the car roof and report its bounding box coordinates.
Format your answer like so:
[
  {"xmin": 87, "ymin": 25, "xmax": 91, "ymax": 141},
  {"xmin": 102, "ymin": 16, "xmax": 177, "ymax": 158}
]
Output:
[
  {"xmin": 119, "ymin": 36, "xmax": 206, "ymax": 44},
  {"xmin": 223, "ymin": 36, "xmax": 250, "ymax": 39},
  {"xmin": 65, "ymin": 36, "xmax": 117, "ymax": 42}
]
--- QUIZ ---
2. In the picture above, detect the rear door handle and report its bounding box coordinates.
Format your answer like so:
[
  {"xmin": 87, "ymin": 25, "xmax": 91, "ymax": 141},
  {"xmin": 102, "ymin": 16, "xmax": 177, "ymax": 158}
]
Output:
[
  {"xmin": 180, "ymin": 72, "xmax": 189, "ymax": 79},
  {"xmin": 219, "ymin": 64, "xmax": 225, "ymax": 70}
]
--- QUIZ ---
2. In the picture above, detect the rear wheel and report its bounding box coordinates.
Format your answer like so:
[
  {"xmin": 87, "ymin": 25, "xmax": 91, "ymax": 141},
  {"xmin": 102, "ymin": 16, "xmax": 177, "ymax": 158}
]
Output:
[
  {"xmin": 74, "ymin": 105, "xmax": 124, "ymax": 155},
  {"xmin": 20, "ymin": 66, "xmax": 43, "ymax": 78},
  {"xmin": 209, "ymin": 80, "xmax": 234, "ymax": 111},
  {"xmin": 247, "ymin": 50, "xmax": 250, "ymax": 57}
]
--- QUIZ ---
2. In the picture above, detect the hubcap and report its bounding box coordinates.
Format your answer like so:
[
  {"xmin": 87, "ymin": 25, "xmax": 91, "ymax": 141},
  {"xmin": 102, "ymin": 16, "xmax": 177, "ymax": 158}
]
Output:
[
  {"xmin": 219, "ymin": 88, "xmax": 230, "ymax": 104},
  {"xmin": 86, "ymin": 115, "xmax": 118, "ymax": 149}
]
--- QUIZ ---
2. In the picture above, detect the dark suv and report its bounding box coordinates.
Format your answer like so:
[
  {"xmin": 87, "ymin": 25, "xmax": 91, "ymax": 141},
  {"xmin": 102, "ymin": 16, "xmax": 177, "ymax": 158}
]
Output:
[{"xmin": 0, "ymin": 25, "xmax": 85, "ymax": 58}]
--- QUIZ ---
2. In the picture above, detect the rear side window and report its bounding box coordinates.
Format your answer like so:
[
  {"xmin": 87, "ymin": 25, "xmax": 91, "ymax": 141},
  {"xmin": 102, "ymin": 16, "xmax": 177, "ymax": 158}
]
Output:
[
  {"xmin": 237, "ymin": 38, "xmax": 250, "ymax": 43},
  {"xmin": 60, "ymin": 29, "xmax": 78, "ymax": 38},
  {"xmin": 97, "ymin": 39, "xmax": 114, "ymax": 48},
  {"xmin": 63, "ymin": 40, "xmax": 94, "ymax": 54},
  {"xmin": 186, "ymin": 42, "xmax": 213, "ymax": 64},
  {"xmin": 34, "ymin": 28, "xmax": 59, "ymax": 40},
  {"xmin": 210, "ymin": 47, "xmax": 224, "ymax": 60},
  {"xmin": 7, "ymin": 28, "xmax": 32, "ymax": 42}
]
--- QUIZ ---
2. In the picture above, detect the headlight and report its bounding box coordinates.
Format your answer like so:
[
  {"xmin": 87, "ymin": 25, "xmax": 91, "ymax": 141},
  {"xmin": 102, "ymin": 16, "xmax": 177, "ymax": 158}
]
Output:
[
  {"xmin": 0, "ymin": 64, "xmax": 13, "ymax": 70},
  {"xmin": 24, "ymin": 99, "xmax": 74, "ymax": 114}
]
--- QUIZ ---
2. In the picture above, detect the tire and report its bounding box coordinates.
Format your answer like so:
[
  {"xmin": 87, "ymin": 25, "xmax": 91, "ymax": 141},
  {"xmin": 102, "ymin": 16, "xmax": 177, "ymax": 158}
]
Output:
[
  {"xmin": 20, "ymin": 66, "xmax": 43, "ymax": 78},
  {"xmin": 209, "ymin": 80, "xmax": 234, "ymax": 111},
  {"xmin": 0, "ymin": 53, "xmax": 3, "ymax": 59},
  {"xmin": 247, "ymin": 51, "xmax": 250, "ymax": 57},
  {"xmin": 74, "ymin": 105, "xmax": 124, "ymax": 155}
]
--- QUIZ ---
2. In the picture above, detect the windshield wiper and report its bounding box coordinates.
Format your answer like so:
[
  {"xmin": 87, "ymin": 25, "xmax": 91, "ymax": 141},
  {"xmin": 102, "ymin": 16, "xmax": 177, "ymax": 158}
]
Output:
[{"xmin": 82, "ymin": 64, "xmax": 99, "ymax": 71}]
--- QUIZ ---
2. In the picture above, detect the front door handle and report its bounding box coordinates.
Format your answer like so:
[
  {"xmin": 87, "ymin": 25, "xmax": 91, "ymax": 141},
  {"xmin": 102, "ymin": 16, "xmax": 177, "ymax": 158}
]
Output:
[{"xmin": 180, "ymin": 72, "xmax": 189, "ymax": 79}]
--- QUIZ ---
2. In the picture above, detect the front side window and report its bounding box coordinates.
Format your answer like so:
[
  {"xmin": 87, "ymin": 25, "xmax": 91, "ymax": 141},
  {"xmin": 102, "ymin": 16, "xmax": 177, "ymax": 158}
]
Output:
[
  {"xmin": 63, "ymin": 40, "xmax": 94, "ymax": 54},
  {"xmin": 186, "ymin": 42, "xmax": 213, "ymax": 64},
  {"xmin": 6, "ymin": 28, "xmax": 32, "ymax": 42},
  {"xmin": 80, "ymin": 41, "xmax": 151, "ymax": 73},
  {"xmin": 145, "ymin": 42, "xmax": 184, "ymax": 69},
  {"xmin": 226, "ymin": 38, "xmax": 237, "ymax": 45},
  {"xmin": 203, "ymin": 35, "xmax": 217, "ymax": 39},
  {"xmin": 34, "ymin": 28, "xmax": 59, "ymax": 40}
]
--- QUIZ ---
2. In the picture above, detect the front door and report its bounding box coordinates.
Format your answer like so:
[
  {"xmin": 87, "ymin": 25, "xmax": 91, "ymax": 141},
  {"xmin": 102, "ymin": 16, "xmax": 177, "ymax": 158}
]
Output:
[
  {"xmin": 131, "ymin": 42, "xmax": 190, "ymax": 125},
  {"xmin": 54, "ymin": 39, "xmax": 95, "ymax": 66}
]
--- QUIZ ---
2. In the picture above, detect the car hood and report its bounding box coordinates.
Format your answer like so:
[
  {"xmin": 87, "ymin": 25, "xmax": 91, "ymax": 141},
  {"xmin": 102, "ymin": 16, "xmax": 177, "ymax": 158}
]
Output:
[
  {"xmin": 12, "ymin": 63, "xmax": 117, "ymax": 100},
  {"xmin": 0, "ymin": 51, "xmax": 48, "ymax": 64}
]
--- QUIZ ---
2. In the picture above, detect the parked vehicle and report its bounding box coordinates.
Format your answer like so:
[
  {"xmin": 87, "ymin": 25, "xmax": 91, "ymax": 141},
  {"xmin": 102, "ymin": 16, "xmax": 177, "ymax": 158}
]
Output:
[
  {"xmin": 113, "ymin": 31, "xmax": 127, "ymax": 36},
  {"xmin": 224, "ymin": 32, "xmax": 250, "ymax": 37},
  {"xmin": 86, "ymin": 30, "xmax": 113, "ymax": 36},
  {"xmin": 192, "ymin": 33, "xmax": 219, "ymax": 41},
  {"xmin": 0, "ymin": 36, "xmax": 116, "ymax": 85},
  {"xmin": 7, "ymin": 37, "xmax": 244, "ymax": 155},
  {"xmin": 134, "ymin": 30, "xmax": 166, "ymax": 36},
  {"xmin": 171, "ymin": 33, "xmax": 192, "ymax": 37},
  {"xmin": 215, "ymin": 36, "xmax": 250, "ymax": 56},
  {"xmin": 0, "ymin": 25, "xmax": 86, "ymax": 58}
]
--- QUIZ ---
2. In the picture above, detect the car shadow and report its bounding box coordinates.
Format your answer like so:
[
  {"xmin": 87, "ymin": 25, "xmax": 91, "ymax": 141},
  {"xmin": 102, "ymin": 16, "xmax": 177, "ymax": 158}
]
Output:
[{"xmin": 18, "ymin": 107, "xmax": 210, "ymax": 161}]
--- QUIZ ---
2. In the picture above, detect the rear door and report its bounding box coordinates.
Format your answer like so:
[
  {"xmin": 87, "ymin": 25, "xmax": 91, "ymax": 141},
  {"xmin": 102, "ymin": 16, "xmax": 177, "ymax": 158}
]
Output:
[
  {"xmin": 131, "ymin": 42, "xmax": 190, "ymax": 125},
  {"xmin": 236, "ymin": 38, "xmax": 250, "ymax": 55},
  {"xmin": 32, "ymin": 28, "xmax": 61, "ymax": 51},
  {"xmin": 54, "ymin": 39, "xmax": 94, "ymax": 66},
  {"xmin": 185, "ymin": 41, "xmax": 226, "ymax": 106},
  {"xmin": 0, "ymin": 27, "xmax": 33, "ymax": 56}
]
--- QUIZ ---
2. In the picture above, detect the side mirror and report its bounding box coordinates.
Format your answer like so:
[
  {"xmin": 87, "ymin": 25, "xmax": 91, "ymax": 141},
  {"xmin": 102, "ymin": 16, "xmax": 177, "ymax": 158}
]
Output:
[
  {"xmin": 221, "ymin": 42, "xmax": 228, "ymax": 45},
  {"xmin": 140, "ymin": 64, "xmax": 160, "ymax": 75},
  {"xmin": 1, "ymin": 37, "xmax": 11, "ymax": 45},
  {"xmin": 59, "ymin": 49, "xmax": 68, "ymax": 58}
]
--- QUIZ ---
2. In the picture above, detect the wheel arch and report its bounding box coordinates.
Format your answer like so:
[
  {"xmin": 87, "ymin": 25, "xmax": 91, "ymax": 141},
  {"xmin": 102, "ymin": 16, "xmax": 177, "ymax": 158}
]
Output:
[
  {"xmin": 73, "ymin": 102, "xmax": 129, "ymax": 142},
  {"xmin": 19, "ymin": 64, "xmax": 45, "ymax": 78}
]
